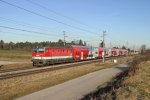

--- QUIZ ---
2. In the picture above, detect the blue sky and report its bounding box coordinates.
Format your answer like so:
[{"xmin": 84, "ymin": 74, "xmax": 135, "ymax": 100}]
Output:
[{"xmin": 0, "ymin": 0, "xmax": 150, "ymax": 49}]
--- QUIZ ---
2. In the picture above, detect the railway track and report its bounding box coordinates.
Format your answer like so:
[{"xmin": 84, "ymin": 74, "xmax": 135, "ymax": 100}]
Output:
[{"xmin": 0, "ymin": 57, "xmax": 124, "ymax": 80}]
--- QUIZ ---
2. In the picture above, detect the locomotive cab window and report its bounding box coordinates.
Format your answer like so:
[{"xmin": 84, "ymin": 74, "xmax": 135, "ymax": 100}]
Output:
[
  {"xmin": 32, "ymin": 49, "xmax": 37, "ymax": 53},
  {"xmin": 38, "ymin": 49, "xmax": 45, "ymax": 53},
  {"xmin": 32, "ymin": 48, "xmax": 44, "ymax": 53}
]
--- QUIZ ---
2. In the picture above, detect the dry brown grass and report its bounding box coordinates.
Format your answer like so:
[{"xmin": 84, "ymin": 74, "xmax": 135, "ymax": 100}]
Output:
[
  {"xmin": 0, "ymin": 50, "xmax": 31, "ymax": 62},
  {"xmin": 0, "ymin": 63, "xmax": 32, "ymax": 70},
  {"xmin": 0, "ymin": 60, "xmax": 119, "ymax": 100},
  {"xmin": 116, "ymin": 61, "xmax": 150, "ymax": 100}
]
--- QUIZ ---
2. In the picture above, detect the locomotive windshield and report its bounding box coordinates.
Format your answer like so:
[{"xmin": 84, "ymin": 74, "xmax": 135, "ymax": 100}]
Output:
[{"xmin": 32, "ymin": 48, "xmax": 45, "ymax": 53}]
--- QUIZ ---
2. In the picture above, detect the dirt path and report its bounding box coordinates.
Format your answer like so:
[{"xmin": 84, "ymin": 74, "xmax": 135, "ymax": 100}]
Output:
[
  {"xmin": 16, "ymin": 64, "xmax": 128, "ymax": 100},
  {"xmin": 0, "ymin": 61, "xmax": 30, "ymax": 65}
]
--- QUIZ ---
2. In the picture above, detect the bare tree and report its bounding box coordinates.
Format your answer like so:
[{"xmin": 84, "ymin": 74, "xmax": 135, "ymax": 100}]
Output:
[
  {"xmin": 0, "ymin": 40, "xmax": 4, "ymax": 49},
  {"xmin": 122, "ymin": 45, "xmax": 126, "ymax": 49},
  {"xmin": 140, "ymin": 44, "xmax": 146, "ymax": 54}
]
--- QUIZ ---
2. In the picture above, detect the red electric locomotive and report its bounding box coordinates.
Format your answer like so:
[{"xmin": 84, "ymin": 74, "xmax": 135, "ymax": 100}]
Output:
[{"xmin": 32, "ymin": 47, "xmax": 73, "ymax": 66}]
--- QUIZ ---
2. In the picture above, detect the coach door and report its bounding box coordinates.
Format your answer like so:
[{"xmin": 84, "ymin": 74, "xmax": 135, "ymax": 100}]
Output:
[{"xmin": 81, "ymin": 52, "xmax": 83, "ymax": 60}]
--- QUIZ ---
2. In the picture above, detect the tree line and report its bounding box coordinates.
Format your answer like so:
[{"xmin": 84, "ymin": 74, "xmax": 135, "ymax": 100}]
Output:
[
  {"xmin": 0, "ymin": 39, "xmax": 146, "ymax": 54},
  {"xmin": 0, "ymin": 39, "xmax": 86, "ymax": 51}
]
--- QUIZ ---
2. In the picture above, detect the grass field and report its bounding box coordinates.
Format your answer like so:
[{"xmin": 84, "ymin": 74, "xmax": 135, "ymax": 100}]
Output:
[{"xmin": 0, "ymin": 50, "xmax": 31, "ymax": 61}]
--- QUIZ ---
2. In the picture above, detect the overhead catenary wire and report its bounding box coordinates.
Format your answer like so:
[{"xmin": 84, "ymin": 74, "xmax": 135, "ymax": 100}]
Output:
[
  {"xmin": 0, "ymin": 17, "xmax": 55, "ymax": 30},
  {"xmin": 0, "ymin": 17, "xmax": 58, "ymax": 33},
  {"xmin": 0, "ymin": 25, "xmax": 81, "ymax": 41},
  {"xmin": 0, "ymin": 30, "xmax": 55, "ymax": 39},
  {"xmin": 0, "ymin": 25, "xmax": 61, "ymax": 37},
  {"xmin": 0, "ymin": 20, "xmax": 82, "ymax": 41},
  {"xmin": 0, "ymin": 0, "xmax": 99, "ymax": 35},
  {"xmin": 26, "ymin": 0, "xmax": 91, "ymax": 28},
  {"xmin": 0, "ymin": 17, "xmax": 86, "ymax": 39}
]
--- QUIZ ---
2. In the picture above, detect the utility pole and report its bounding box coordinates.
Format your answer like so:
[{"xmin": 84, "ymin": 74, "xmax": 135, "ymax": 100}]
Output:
[
  {"xmin": 63, "ymin": 31, "xmax": 67, "ymax": 46},
  {"xmin": 101, "ymin": 31, "xmax": 106, "ymax": 63},
  {"xmin": 102, "ymin": 31, "xmax": 106, "ymax": 48},
  {"xmin": 126, "ymin": 42, "xmax": 129, "ymax": 55}
]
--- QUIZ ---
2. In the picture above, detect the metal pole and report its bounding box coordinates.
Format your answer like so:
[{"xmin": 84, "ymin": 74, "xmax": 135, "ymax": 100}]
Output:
[
  {"xmin": 102, "ymin": 31, "xmax": 106, "ymax": 63},
  {"xmin": 63, "ymin": 31, "xmax": 67, "ymax": 46}
]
